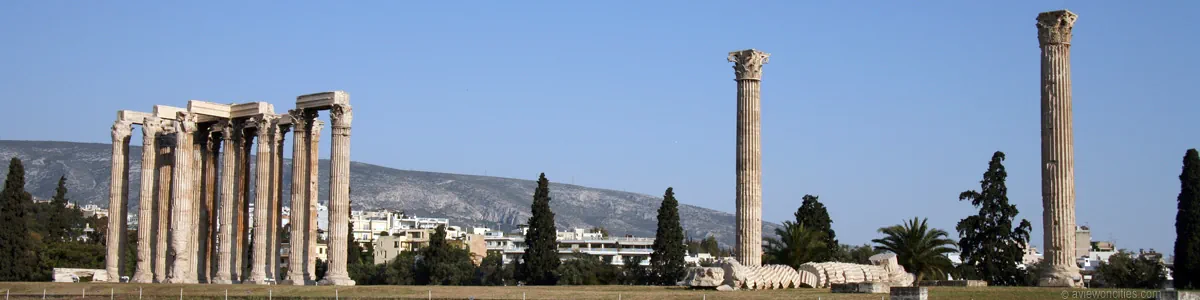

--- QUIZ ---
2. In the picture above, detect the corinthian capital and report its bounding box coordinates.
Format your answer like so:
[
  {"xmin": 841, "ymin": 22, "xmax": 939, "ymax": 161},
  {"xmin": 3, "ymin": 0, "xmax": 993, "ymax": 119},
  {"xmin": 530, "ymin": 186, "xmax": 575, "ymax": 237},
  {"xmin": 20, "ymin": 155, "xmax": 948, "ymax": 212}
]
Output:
[
  {"xmin": 175, "ymin": 112, "xmax": 198, "ymax": 134},
  {"xmin": 330, "ymin": 104, "xmax": 353, "ymax": 128},
  {"xmin": 254, "ymin": 115, "xmax": 279, "ymax": 141},
  {"xmin": 728, "ymin": 49, "xmax": 770, "ymax": 80},
  {"xmin": 141, "ymin": 118, "xmax": 161, "ymax": 143},
  {"xmin": 289, "ymin": 109, "xmax": 315, "ymax": 132},
  {"xmin": 1037, "ymin": 10, "xmax": 1077, "ymax": 46},
  {"xmin": 111, "ymin": 120, "xmax": 133, "ymax": 142}
]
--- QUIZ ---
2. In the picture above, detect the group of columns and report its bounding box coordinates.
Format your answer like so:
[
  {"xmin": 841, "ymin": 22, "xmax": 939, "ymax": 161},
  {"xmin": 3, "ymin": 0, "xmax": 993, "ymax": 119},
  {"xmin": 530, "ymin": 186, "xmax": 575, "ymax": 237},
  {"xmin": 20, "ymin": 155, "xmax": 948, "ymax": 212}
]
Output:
[
  {"xmin": 726, "ymin": 10, "xmax": 1082, "ymax": 287},
  {"xmin": 104, "ymin": 91, "xmax": 357, "ymax": 286}
]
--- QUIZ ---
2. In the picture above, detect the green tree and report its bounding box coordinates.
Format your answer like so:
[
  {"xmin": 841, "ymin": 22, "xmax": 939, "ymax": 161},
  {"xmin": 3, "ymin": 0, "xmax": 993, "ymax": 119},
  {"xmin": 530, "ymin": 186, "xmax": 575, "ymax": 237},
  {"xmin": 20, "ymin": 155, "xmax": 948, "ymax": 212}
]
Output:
[
  {"xmin": 558, "ymin": 252, "xmax": 606, "ymax": 285},
  {"xmin": 46, "ymin": 176, "xmax": 78, "ymax": 242},
  {"xmin": 385, "ymin": 251, "xmax": 417, "ymax": 285},
  {"xmin": 872, "ymin": 217, "xmax": 957, "ymax": 285},
  {"xmin": 763, "ymin": 222, "xmax": 827, "ymax": 269},
  {"xmin": 620, "ymin": 256, "xmax": 649, "ymax": 285},
  {"xmin": 650, "ymin": 187, "xmax": 686, "ymax": 285},
  {"xmin": 476, "ymin": 252, "xmax": 510, "ymax": 285},
  {"xmin": 518, "ymin": 173, "xmax": 559, "ymax": 285},
  {"xmin": 1175, "ymin": 149, "xmax": 1200, "ymax": 289},
  {"xmin": 831, "ymin": 244, "xmax": 878, "ymax": 265},
  {"xmin": 590, "ymin": 226, "xmax": 610, "ymax": 238},
  {"xmin": 0, "ymin": 158, "xmax": 48, "ymax": 281},
  {"xmin": 1095, "ymin": 250, "xmax": 1167, "ymax": 289},
  {"xmin": 416, "ymin": 225, "xmax": 475, "ymax": 285},
  {"xmin": 956, "ymin": 151, "xmax": 1033, "ymax": 286},
  {"xmin": 794, "ymin": 194, "xmax": 838, "ymax": 261}
]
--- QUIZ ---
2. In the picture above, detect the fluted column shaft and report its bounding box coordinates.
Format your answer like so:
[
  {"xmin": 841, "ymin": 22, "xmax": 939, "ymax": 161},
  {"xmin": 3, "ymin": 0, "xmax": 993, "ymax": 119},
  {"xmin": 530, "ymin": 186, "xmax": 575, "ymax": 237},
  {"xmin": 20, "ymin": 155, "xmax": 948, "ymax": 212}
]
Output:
[
  {"xmin": 201, "ymin": 130, "xmax": 220, "ymax": 283},
  {"xmin": 306, "ymin": 120, "xmax": 323, "ymax": 281},
  {"xmin": 234, "ymin": 128, "xmax": 255, "ymax": 281},
  {"xmin": 285, "ymin": 110, "xmax": 311, "ymax": 285},
  {"xmin": 213, "ymin": 121, "xmax": 238, "ymax": 284},
  {"xmin": 153, "ymin": 133, "xmax": 174, "ymax": 283},
  {"xmin": 186, "ymin": 128, "xmax": 204, "ymax": 282},
  {"xmin": 249, "ymin": 116, "xmax": 277, "ymax": 284},
  {"xmin": 729, "ymin": 49, "xmax": 768, "ymax": 267},
  {"xmin": 270, "ymin": 124, "xmax": 289, "ymax": 280},
  {"xmin": 105, "ymin": 120, "xmax": 132, "ymax": 281},
  {"xmin": 319, "ymin": 104, "xmax": 355, "ymax": 286},
  {"xmin": 1037, "ymin": 10, "xmax": 1081, "ymax": 287},
  {"xmin": 132, "ymin": 120, "xmax": 160, "ymax": 283},
  {"xmin": 167, "ymin": 113, "xmax": 198, "ymax": 283}
]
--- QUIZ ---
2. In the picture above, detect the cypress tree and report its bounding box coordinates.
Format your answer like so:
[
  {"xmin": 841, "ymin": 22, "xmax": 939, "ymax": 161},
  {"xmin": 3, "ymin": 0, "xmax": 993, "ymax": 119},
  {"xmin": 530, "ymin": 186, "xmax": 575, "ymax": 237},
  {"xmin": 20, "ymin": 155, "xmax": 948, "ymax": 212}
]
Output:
[
  {"xmin": 1174, "ymin": 149, "xmax": 1200, "ymax": 289},
  {"xmin": 47, "ymin": 176, "xmax": 72, "ymax": 242},
  {"xmin": 793, "ymin": 194, "xmax": 838, "ymax": 261},
  {"xmin": 0, "ymin": 158, "xmax": 40, "ymax": 281},
  {"xmin": 650, "ymin": 187, "xmax": 686, "ymax": 285},
  {"xmin": 519, "ymin": 173, "xmax": 559, "ymax": 285},
  {"xmin": 956, "ymin": 151, "xmax": 1033, "ymax": 286}
]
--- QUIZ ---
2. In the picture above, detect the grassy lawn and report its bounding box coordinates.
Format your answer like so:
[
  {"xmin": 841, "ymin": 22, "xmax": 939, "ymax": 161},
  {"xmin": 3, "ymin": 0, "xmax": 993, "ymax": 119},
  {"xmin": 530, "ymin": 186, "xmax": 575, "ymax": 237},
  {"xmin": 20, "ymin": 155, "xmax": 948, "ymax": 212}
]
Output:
[{"xmin": 0, "ymin": 282, "xmax": 1165, "ymax": 299}]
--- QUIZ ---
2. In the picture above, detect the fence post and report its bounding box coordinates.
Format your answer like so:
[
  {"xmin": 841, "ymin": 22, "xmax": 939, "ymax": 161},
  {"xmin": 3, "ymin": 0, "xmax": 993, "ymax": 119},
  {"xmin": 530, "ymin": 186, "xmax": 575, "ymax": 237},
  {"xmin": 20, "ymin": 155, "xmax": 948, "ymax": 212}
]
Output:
[
  {"xmin": 270, "ymin": 289, "xmax": 273, "ymax": 300},
  {"xmin": 428, "ymin": 290, "xmax": 431, "ymax": 300},
  {"xmin": 179, "ymin": 288, "xmax": 183, "ymax": 300},
  {"xmin": 335, "ymin": 289, "xmax": 339, "ymax": 300},
  {"xmin": 82, "ymin": 288, "xmax": 85, "ymax": 298},
  {"xmin": 139, "ymin": 287, "xmax": 143, "ymax": 299}
]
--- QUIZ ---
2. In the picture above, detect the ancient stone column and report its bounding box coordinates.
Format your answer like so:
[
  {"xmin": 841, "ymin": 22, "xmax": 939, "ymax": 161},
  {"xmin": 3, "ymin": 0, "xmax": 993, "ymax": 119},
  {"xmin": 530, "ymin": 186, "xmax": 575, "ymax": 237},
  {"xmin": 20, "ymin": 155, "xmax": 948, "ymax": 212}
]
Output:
[
  {"xmin": 167, "ymin": 112, "xmax": 198, "ymax": 284},
  {"xmin": 234, "ymin": 126, "xmax": 255, "ymax": 281},
  {"xmin": 284, "ymin": 109, "xmax": 311, "ymax": 285},
  {"xmin": 105, "ymin": 119, "xmax": 132, "ymax": 281},
  {"xmin": 1037, "ymin": 9, "xmax": 1081, "ymax": 287},
  {"xmin": 153, "ymin": 131, "xmax": 175, "ymax": 283},
  {"xmin": 200, "ymin": 131, "xmax": 220, "ymax": 282},
  {"xmin": 306, "ymin": 119, "xmax": 323, "ymax": 282},
  {"xmin": 213, "ymin": 121, "xmax": 238, "ymax": 284},
  {"xmin": 270, "ymin": 123, "xmax": 289, "ymax": 280},
  {"xmin": 729, "ymin": 49, "xmax": 768, "ymax": 267},
  {"xmin": 186, "ymin": 126, "xmax": 205, "ymax": 282},
  {"xmin": 248, "ymin": 115, "xmax": 278, "ymax": 284},
  {"xmin": 319, "ymin": 104, "xmax": 355, "ymax": 286},
  {"xmin": 132, "ymin": 119, "xmax": 161, "ymax": 283}
]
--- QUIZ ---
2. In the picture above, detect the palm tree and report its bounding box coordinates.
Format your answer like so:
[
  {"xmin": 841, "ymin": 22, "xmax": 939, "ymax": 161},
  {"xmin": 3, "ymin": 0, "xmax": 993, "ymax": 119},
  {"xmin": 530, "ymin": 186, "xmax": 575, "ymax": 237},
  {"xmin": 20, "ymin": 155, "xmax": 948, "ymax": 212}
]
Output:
[
  {"xmin": 763, "ymin": 221, "xmax": 827, "ymax": 269},
  {"xmin": 872, "ymin": 217, "xmax": 957, "ymax": 285}
]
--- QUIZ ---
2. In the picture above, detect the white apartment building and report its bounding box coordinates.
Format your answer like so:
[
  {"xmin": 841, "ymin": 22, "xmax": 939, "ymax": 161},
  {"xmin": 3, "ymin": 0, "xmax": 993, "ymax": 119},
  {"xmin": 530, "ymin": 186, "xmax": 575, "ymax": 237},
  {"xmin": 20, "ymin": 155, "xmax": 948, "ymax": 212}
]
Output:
[{"xmin": 485, "ymin": 227, "xmax": 655, "ymax": 266}]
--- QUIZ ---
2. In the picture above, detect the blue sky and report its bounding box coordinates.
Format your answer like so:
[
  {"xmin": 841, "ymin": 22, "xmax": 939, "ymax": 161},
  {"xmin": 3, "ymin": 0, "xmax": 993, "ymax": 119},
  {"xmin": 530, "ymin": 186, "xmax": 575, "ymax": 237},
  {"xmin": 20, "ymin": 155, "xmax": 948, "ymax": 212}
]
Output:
[{"xmin": 1, "ymin": 1, "xmax": 1196, "ymax": 255}]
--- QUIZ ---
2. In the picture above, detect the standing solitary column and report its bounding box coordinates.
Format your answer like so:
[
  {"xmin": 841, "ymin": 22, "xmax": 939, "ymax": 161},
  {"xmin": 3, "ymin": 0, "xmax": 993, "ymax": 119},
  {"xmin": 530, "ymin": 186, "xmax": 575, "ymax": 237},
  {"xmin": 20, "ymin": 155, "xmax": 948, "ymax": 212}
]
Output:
[
  {"xmin": 284, "ymin": 110, "xmax": 311, "ymax": 285},
  {"xmin": 248, "ymin": 115, "xmax": 277, "ymax": 284},
  {"xmin": 105, "ymin": 119, "xmax": 132, "ymax": 281},
  {"xmin": 306, "ymin": 119, "xmax": 323, "ymax": 282},
  {"xmin": 167, "ymin": 113, "xmax": 199, "ymax": 284},
  {"xmin": 132, "ymin": 119, "xmax": 160, "ymax": 283},
  {"xmin": 153, "ymin": 131, "xmax": 175, "ymax": 283},
  {"xmin": 213, "ymin": 121, "xmax": 238, "ymax": 284},
  {"xmin": 1037, "ymin": 9, "xmax": 1081, "ymax": 288},
  {"xmin": 319, "ymin": 102, "xmax": 355, "ymax": 286},
  {"xmin": 728, "ymin": 49, "xmax": 768, "ymax": 267}
]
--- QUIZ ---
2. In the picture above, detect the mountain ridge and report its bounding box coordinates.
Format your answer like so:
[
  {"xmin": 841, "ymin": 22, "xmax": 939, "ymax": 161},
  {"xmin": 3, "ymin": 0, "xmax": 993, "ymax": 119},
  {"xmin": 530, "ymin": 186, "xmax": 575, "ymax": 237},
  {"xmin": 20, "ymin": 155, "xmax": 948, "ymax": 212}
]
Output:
[{"xmin": 0, "ymin": 140, "xmax": 779, "ymax": 247}]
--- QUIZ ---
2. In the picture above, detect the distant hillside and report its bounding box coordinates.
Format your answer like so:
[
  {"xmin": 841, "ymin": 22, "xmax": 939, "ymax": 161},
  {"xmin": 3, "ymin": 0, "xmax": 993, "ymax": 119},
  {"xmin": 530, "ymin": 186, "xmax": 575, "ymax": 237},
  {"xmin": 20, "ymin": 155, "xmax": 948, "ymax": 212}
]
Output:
[{"xmin": 0, "ymin": 140, "xmax": 779, "ymax": 247}]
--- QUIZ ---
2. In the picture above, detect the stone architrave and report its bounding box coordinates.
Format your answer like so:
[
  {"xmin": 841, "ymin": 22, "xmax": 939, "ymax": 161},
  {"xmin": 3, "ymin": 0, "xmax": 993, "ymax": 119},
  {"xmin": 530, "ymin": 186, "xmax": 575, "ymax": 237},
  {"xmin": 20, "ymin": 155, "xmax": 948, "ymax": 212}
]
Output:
[
  {"xmin": 1037, "ymin": 9, "xmax": 1081, "ymax": 287},
  {"xmin": 728, "ymin": 49, "xmax": 769, "ymax": 267},
  {"xmin": 306, "ymin": 118, "xmax": 322, "ymax": 282},
  {"xmin": 318, "ymin": 103, "xmax": 355, "ymax": 286},
  {"xmin": 105, "ymin": 119, "xmax": 133, "ymax": 281},
  {"xmin": 212, "ymin": 121, "xmax": 238, "ymax": 284},
  {"xmin": 284, "ymin": 109, "xmax": 311, "ymax": 285},
  {"xmin": 166, "ymin": 112, "xmax": 198, "ymax": 284},
  {"xmin": 248, "ymin": 115, "xmax": 278, "ymax": 284},
  {"xmin": 153, "ymin": 131, "xmax": 175, "ymax": 283},
  {"xmin": 132, "ymin": 119, "xmax": 161, "ymax": 283}
]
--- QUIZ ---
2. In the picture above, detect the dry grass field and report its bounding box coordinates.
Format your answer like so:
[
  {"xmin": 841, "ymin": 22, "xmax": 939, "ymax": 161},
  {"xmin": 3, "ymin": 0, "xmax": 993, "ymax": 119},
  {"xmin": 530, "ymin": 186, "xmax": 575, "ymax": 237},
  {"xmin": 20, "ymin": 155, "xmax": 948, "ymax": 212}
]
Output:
[{"xmin": 0, "ymin": 282, "xmax": 1166, "ymax": 299}]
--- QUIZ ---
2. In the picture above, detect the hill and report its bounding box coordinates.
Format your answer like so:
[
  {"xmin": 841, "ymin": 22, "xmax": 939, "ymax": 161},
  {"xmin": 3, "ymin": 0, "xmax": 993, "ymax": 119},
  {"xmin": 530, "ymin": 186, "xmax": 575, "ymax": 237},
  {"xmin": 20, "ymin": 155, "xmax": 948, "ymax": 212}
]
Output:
[{"xmin": 0, "ymin": 140, "xmax": 779, "ymax": 247}]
